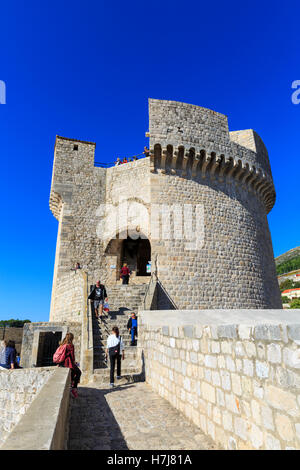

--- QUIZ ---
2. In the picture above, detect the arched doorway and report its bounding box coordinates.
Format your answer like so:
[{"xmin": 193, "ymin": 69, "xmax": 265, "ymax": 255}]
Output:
[
  {"xmin": 104, "ymin": 235, "xmax": 151, "ymax": 282},
  {"xmin": 122, "ymin": 237, "xmax": 151, "ymax": 276}
]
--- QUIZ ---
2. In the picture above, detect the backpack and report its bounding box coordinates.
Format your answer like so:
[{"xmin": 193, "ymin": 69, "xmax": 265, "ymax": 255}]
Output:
[
  {"xmin": 108, "ymin": 336, "xmax": 122, "ymax": 357},
  {"xmin": 53, "ymin": 344, "xmax": 67, "ymax": 364}
]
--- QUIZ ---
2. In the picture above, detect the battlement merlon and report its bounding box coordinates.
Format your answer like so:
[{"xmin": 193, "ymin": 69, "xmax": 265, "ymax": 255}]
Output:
[{"xmin": 49, "ymin": 135, "xmax": 96, "ymax": 220}]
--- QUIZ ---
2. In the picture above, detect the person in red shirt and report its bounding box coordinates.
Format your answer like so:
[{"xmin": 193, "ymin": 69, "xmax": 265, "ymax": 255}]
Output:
[
  {"xmin": 59, "ymin": 333, "xmax": 81, "ymax": 398},
  {"xmin": 120, "ymin": 263, "xmax": 131, "ymax": 284}
]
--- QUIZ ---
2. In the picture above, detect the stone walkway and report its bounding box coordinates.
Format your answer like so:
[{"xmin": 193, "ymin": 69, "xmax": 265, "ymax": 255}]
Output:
[{"xmin": 68, "ymin": 382, "xmax": 217, "ymax": 450}]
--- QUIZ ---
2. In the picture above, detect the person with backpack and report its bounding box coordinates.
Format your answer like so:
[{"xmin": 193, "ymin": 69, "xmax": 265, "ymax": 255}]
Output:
[
  {"xmin": 88, "ymin": 280, "xmax": 108, "ymax": 320},
  {"xmin": 120, "ymin": 263, "xmax": 131, "ymax": 284},
  {"xmin": 53, "ymin": 333, "xmax": 81, "ymax": 398},
  {"xmin": 105, "ymin": 326, "xmax": 124, "ymax": 388},
  {"xmin": 127, "ymin": 312, "xmax": 138, "ymax": 346}
]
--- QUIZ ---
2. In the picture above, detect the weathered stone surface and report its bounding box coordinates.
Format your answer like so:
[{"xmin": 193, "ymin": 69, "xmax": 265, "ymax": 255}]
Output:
[
  {"xmin": 0, "ymin": 368, "xmax": 55, "ymax": 446},
  {"xmin": 138, "ymin": 310, "xmax": 300, "ymax": 450},
  {"xmin": 68, "ymin": 382, "xmax": 217, "ymax": 450}
]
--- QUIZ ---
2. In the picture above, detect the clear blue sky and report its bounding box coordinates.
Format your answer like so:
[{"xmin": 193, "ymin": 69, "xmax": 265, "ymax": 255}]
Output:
[{"xmin": 0, "ymin": 0, "xmax": 299, "ymax": 322}]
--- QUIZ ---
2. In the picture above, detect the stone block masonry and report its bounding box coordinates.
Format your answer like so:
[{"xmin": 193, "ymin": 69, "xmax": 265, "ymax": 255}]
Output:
[
  {"xmin": 0, "ymin": 327, "xmax": 23, "ymax": 354},
  {"xmin": 21, "ymin": 321, "xmax": 81, "ymax": 368},
  {"xmin": 138, "ymin": 309, "xmax": 300, "ymax": 450},
  {"xmin": 0, "ymin": 367, "xmax": 55, "ymax": 446},
  {"xmin": 0, "ymin": 368, "xmax": 70, "ymax": 450}
]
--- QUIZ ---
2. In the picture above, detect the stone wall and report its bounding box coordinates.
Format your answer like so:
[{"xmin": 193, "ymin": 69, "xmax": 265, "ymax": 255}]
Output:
[
  {"xmin": 103, "ymin": 158, "xmax": 151, "ymax": 282},
  {"xmin": 149, "ymin": 170, "xmax": 281, "ymax": 309},
  {"xmin": 0, "ymin": 327, "xmax": 23, "ymax": 354},
  {"xmin": 50, "ymin": 269, "xmax": 86, "ymax": 323},
  {"xmin": 49, "ymin": 136, "xmax": 106, "ymax": 320},
  {"xmin": 21, "ymin": 322, "xmax": 81, "ymax": 368},
  {"xmin": 148, "ymin": 99, "xmax": 281, "ymax": 309},
  {"xmin": 0, "ymin": 367, "xmax": 70, "ymax": 450},
  {"xmin": 139, "ymin": 309, "xmax": 300, "ymax": 450},
  {"xmin": 0, "ymin": 367, "xmax": 55, "ymax": 445}
]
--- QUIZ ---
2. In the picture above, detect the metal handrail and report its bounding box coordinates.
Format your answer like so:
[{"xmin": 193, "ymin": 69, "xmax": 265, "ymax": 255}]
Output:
[
  {"xmin": 143, "ymin": 272, "xmax": 178, "ymax": 310},
  {"xmin": 143, "ymin": 272, "xmax": 157, "ymax": 309},
  {"xmin": 94, "ymin": 152, "xmax": 149, "ymax": 168},
  {"xmin": 156, "ymin": 277, "xmax": 178, "ymax": 310}
]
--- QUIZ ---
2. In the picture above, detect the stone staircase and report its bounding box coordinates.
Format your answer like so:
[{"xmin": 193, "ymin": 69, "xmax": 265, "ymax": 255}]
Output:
[{"xmin": 91, "ymin": 284, "xmax": 147, "ymax": 384}]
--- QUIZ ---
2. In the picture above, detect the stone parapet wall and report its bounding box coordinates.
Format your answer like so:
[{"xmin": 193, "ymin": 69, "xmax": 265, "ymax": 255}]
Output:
[
  {"xmin": 50, "ymin": 269, "xmax": 86, "ymax": 322},
  {"xmin": 139, "ymin": 309, "xmax": 300, "ymax": 450},
  {"xmin": 0, "ymin": 367, "xmax": 70, "ymax": 450},
  {"xmin": 0, "ymin": 327, "xmax": 23, "ymax": 354},
  {"xmin": 0, "ymin": 367, "xmax": 55, "ymax": 446},
  {"xmin": 149, "ymin": 99, "xmax": 231, "ymax": 156}
]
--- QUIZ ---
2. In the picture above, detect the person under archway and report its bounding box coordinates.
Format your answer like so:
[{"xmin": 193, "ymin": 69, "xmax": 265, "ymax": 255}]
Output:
[{"xmin": 120, "ymin": 263, "xmax": 131, "ymax": 284}]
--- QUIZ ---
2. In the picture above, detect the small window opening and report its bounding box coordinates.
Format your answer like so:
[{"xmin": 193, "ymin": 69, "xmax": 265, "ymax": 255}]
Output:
[{"xmin": 73, "ymin": 144, "xmax": 78, "ymax": 151}]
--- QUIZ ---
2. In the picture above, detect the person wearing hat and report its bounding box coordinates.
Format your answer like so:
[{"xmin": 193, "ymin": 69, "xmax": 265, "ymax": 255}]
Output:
[{"xmin": 88, "ymin": 280, "xmax": 108, "ymax": 320}]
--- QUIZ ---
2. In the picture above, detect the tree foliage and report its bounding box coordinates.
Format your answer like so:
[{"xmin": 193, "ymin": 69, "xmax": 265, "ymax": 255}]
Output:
[
  {"xmin": 290, "ymin": 298, "xmax": 300, "ymax": 309},
  {"xmin": 0, "ymin": 319, "xmax": 31, "ymax": 328},
  {"xmin": 276, "ymin": 256, "xmax": 300, "ymax": 275},
  {"xmin": 279, "ymin": 279, "xmax": 300, "ymax": 292}
]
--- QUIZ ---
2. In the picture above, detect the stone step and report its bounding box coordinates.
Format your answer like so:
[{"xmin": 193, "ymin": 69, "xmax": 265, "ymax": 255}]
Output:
[{"xmin": 91, "ymin": 368, "xmax": 143, "ymax": 384}]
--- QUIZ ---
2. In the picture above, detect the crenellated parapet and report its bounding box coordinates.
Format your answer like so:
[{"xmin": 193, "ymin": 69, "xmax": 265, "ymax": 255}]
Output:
[{"xmin": 148, "ymin": 99, "xmax": 276, "ymax": 213}]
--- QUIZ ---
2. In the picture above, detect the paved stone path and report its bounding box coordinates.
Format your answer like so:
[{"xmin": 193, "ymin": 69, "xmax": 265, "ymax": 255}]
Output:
[{"xmin": 68, "ymin": 382, "xmax": 218, "ymax": 450}]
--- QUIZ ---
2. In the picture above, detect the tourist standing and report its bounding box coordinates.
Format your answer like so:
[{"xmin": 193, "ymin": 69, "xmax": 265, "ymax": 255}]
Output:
[
  {"xmin": 106, "ymin": 326, "xmax": 125, "ymax": 387},
  {"xmin": 127, "ymin": 312, "xmax": 138, "ymax": 346},
  {"xmin": 57, "ymin": 333, "xmax": 81, "ymax": 398},
  {"xmin": 120, "ymin": 263, "xmax": 131, "ymax": 284},
  {"xmin": 0, "ymin": 340, "xmax": 17, "ymax": 369},
  {"xmin": 88, "ymin": 280, "xmax": 108, "ymax": 320}
]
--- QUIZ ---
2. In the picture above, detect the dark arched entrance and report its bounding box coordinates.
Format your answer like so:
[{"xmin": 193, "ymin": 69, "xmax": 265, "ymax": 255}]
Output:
[{"xmin": 122, "ymin": 237, "xmax": 151, "ymax": 276}]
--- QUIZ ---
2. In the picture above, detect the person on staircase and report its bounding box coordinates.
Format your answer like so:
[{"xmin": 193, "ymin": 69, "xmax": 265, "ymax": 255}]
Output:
[
  {"xmin": 88, "ymin": 280, "xmax": 108, "ymax": 320},
  {"xmin": 106, "ymin": 326, "xmax": 125, "ymax": 388},
  {"xmin": 120, "ymin": 263, "xmax": 131, "ymax": 284},
  {"xmin": 127, "ymin": 312, "xmax": 138, "ymax": 346},
  {"xmin": 57, "ymin": 333, "xmax": 81, "ymax": 398}
]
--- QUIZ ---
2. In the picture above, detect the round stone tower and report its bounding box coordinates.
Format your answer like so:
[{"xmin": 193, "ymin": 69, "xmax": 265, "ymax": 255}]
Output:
[{"xmin": 147, "ymin": 99, "xmax": 281, "ymax": 309}]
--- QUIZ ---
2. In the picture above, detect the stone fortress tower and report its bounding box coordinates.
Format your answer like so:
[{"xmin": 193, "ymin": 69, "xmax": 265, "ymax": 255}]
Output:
[{"xmin": 49, "ymin": 98, "xmax": 282, "ymax": 323}]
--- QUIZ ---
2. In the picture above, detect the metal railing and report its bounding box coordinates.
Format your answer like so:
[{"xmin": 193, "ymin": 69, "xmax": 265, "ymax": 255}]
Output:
[
  {"xmin": 94, "ymin": 152, "xmax": 149, "ymax": 168},
  {"xmin": 156, "ymin": 277, "xmax": 178, "ymax": 310},
  {"xmin": 143, "ymin": 272, "xmax": 157, "ymax": 309},
  {"xmin": 143, "ymin": 272, "xmax": 178, "ymax": 310}
]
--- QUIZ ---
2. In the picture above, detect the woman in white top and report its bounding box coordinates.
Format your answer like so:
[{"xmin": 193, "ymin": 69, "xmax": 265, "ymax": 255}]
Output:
[{"xmin": 106, "ymin": 326, "xmax": 125, "ymax": 387}]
